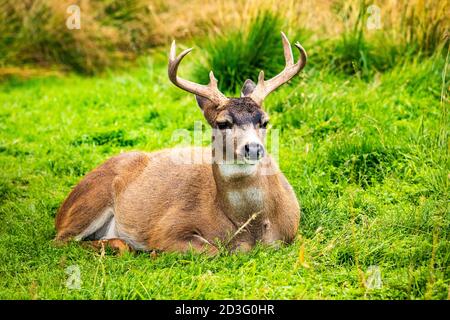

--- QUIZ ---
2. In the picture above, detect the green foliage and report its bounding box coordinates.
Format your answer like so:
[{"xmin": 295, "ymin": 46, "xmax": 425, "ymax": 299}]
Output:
[
  {"xmin": 1, "ymin": 0, "xmax": 447, "ymax": 77},
  {"xmin": 193, "ymin": 11, "xmax": 287, "ymax": 94},
  {"xmin": 310, "ymin": 0, "xmax": 448, "ymax": 79},
  {"xmin": 0, "ymin": 0, "xmax": 153, "ymax": 74},
  {"xmin": 327, "ymin": 137, "xmax": 403, "ymax": 188},
  {"xmin": 72, "ymin": 129, "xmax": 141, "ymax": 147},
  {"xmin": 0, "ymin": 51, "xmax": 448, "ymax": 299},
  {"xmin": 397, "ymin": 0, "xmax": 449, "ymax": 56},
  {"xmin": 310, "ymin": 2, "xmax": 387, "ymax": 79}
]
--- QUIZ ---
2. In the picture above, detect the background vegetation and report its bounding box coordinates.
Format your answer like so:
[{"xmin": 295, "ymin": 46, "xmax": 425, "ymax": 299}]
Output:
[{"xmin": 0, "ymin": 0, "xmax": 448, "ymax": 299}]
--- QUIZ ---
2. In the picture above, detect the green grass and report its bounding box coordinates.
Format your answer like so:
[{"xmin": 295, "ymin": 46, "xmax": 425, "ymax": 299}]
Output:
[
  {"xmin": 193, "ymin": 11, "xmax": 288, "ymax": 93},
  {"xmin": 0, "ymin": 49, "xmax": 448, "ymax": 299}
]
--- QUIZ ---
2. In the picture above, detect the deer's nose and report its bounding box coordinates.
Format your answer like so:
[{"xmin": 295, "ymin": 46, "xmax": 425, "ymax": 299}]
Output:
[{"xmin": 243, "ymin": 142, "xmax": 265, "ymax": 161}]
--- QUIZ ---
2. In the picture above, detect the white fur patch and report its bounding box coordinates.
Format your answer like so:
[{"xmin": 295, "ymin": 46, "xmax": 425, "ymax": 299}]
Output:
[
  {"xmin": 74, "ymin": 207, "xmax": 147, "ymax": 250},
  {"xmin": 115, "ymin": 228, "xmax": 148, "ymax": 251},
  {"xmin": 227, "ymin": 187, "xmax": 264, "ymax": 212},
  {"xmin": 192, "ymin": 234, "xmax": 213, "ymax": 246},
  {"xmin": 75, "ymin": 207, "xmax": 114, "ymax": 241},
  {"xmin": 218, "ymin": 163, "xmax": 258, "ymax": 179},
  {"xmin": 102, "ymin": 216, "xmax": 117, "ymax": 239}
]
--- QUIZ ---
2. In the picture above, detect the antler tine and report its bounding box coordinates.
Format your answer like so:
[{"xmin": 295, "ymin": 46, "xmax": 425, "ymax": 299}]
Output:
[
  {"xmin": 281, "ymin": 31, "xmax": 294, "ymax": 66},
  {"xmin": 169, "ymin": 40, "xmax": 177, "ymax": 61},
  {"xmin": 168, "ymin": 41, "xmax": 193, "ymax": 83},
  {"xmin": 168, "ymin": 41, "xmax": 228, "ymax": 106},
  {"xmin": 209, "ymin": 71, "xmax": 219, "ymax": 89},
  {"xmin": 249, "ymin": 32, "xmax": 307, "ymax": 106},
  {"xmin": 294, "ymin": 41, "xmax": 307, "ymax": 70}
]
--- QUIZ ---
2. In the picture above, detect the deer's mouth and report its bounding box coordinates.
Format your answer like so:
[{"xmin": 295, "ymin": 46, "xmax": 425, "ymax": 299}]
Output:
[
  {"xmin": 235, "ymin": 153, "xmax": 264, "ymax": 166},
  {"xmin": 218, "ymin": 162, "xmax": 259, "ymax": 179},
  {"xmin": 242, "ymin": 158, "xmax": 260, "ymax": 165}
]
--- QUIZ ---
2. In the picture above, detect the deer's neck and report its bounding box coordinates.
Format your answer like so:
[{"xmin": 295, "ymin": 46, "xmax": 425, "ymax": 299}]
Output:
[{"xmin": 212, "ymin": 163, "xmax": 266, "ymax": 223}]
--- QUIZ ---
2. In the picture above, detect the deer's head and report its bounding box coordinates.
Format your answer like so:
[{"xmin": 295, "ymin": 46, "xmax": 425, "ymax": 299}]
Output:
[{"xmin": 168, "ymin": 32, "xmax": 307, "ymax": 176}]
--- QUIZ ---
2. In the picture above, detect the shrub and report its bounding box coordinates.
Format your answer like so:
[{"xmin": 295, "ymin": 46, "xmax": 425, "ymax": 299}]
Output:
[
  {"xmin": 392, "ymin": 0, "xmax": 448, "ymax": 56},
  {"xmin": 0, "ymin": 0, "xmax": 153, "ymax": 74},
  {"xmin": 193, "ymin": 11, "xmax": 291, "ymax": 94},
  {"xmin": 1, "ymin": 0, "xmax": 447, "ymax": 76},
  {"xmin": 311, "ymin": 0, "xmax": 448, "ymax": 79}
]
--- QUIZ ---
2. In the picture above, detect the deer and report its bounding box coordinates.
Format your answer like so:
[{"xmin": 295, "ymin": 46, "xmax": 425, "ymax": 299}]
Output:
[{"xmin": 55, "ymin": 32, "xmax": 307, "ymax": 255}]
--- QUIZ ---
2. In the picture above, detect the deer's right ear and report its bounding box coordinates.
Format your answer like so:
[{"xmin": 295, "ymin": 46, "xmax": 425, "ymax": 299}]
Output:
[
  {"xmin": 195, "ymin": 95, "xmax": 217, "ymax": 110},
  {"xmin": 240, "ymin": 79, "xmax": 257, "ymax": 97}
]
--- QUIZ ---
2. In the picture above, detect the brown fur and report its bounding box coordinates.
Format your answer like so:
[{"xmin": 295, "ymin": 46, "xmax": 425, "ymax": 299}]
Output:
[
  {"xmin": 55, "ymin": 96, "xmax": 300, "ymax": 254},
  {"xmin": 55, "ymin": 147, "xmax": 299, "ymax": 253},
  {"xmin": 55, "ymin": 152, "xmax": 149, "ymax": 241}
]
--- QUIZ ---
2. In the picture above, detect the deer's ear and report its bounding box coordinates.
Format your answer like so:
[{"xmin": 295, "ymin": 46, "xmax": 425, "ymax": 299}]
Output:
[
  {"xmin": 240, "ymin": 79, "xmax": 257, "ymax": 97},
  {"xmin": 195, "ymin": 95, "xmax": 217, "ymax": 110}
]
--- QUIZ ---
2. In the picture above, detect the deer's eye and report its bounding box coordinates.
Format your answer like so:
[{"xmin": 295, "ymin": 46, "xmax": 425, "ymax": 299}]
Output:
[
  {"xmin": 260, "ymin": 120, "xmax": 269, "ymax": 129},
  {"xmin": 217, "ymin": 121, "xmax": 232, "ymax": 130}
]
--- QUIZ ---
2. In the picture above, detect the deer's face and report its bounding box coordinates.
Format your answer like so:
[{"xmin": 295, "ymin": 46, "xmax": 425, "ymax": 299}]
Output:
[
  {"xmin": 168, "ymin": 32, "xmax": 306, "ymax": 175},
  {"xmin": 198, "ymin": 96, "xmax": 269, "ymax": 165}
]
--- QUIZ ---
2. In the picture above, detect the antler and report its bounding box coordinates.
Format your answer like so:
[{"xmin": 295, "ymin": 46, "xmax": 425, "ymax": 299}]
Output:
[
  {"xmin": 168, "ymin": 41, "xmax": 229, "ymax": 106},
  {"xmin": 249, "ymin": 32, "xmax": 307, "ymax": 105}
]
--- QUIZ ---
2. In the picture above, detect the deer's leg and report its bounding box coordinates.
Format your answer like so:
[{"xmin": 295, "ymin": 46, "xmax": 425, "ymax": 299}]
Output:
[
  {"xmin": 162, "ymin": 234, "xmax": 219, "ymax": 256},
  {"xmin": 150, "ymin": 208, "xmax": 219, "ymax": 255},
  {"xmin": 81, "ymin": 238, "xmax": 131, "ymax": 255}
]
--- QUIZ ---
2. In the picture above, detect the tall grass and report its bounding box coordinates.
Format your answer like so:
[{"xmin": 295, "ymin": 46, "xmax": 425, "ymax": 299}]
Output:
[
  {"xmin": 0, "ymin": 0, "xmax": 153, "ymax": 74},
  {"xmin": 0, "ymin": 0, "xmax": 255, "ymax": 74},
  {"xmin": 193, "ymin": 11, "xmax": 292, "ymax": 94},
  {"xmin": 0, "ymin": 0, "xmax": 448, "ymax": 75},
  {"xmin": 193, "ymin": 0, "xmax": 449, "ymax": 89},
  {"xmin": 310, "ymin": 1, "xmax": 387, "ymax": 79},
  {"xmin": 386, "ymin": 0, "xmax": 448, "ymax": 56},
  {"xmin": 310, "ymin": 0, "xmax": 448, "ymax": 79}
]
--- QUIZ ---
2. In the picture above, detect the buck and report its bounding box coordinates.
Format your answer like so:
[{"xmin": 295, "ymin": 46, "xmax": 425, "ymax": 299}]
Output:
[{"xmin": 55, "ymin": 32, "xmax": 307, "ymax": 254}]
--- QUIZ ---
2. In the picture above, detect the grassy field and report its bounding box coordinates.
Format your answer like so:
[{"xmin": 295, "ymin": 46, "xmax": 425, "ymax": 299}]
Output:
[{"xmin": 0, "ymin": 46, "xmax": 448, "ymax": 299}]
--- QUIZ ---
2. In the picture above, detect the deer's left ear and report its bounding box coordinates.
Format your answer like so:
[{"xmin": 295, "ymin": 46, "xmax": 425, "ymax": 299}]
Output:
[
  {"xmin": 195, "ymin": 95, "xmax": 217, "ymax": 110},
  {"xmin": 240, "ymin": 79, "xmax": 257, "ymax": 97}
]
